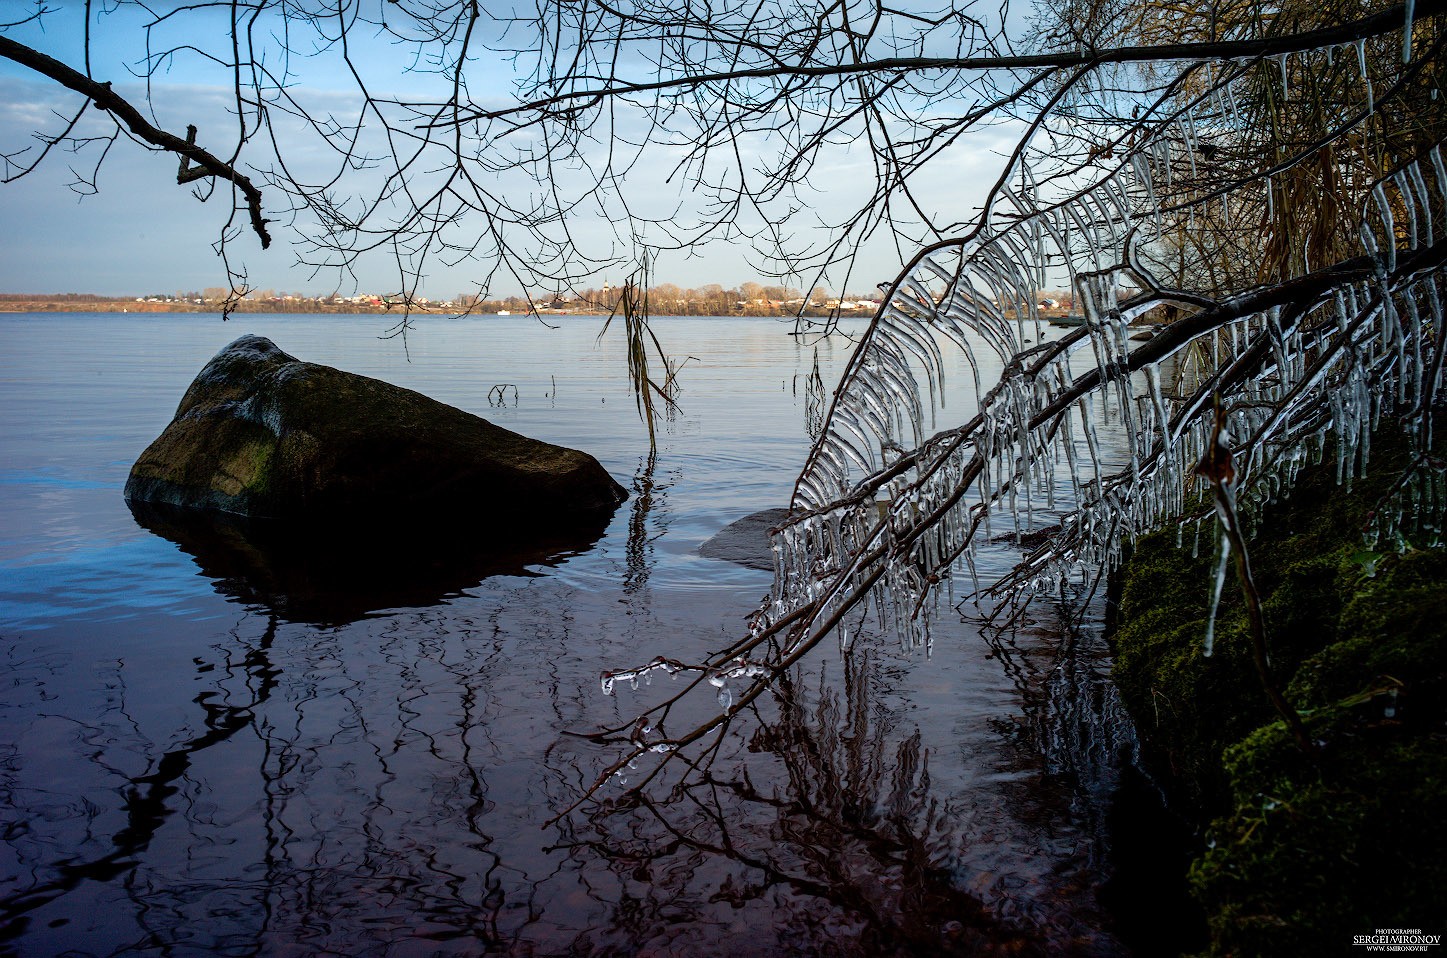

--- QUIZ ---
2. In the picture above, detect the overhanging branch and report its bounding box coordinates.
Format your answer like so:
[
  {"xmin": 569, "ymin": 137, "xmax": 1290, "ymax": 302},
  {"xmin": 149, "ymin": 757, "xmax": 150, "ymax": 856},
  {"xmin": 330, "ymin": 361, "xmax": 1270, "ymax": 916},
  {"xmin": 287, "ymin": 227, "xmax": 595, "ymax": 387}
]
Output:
[
  {"xmin": 436, "ymin": 0, "xmax": 1442, "ymax": 128},
  {"xmin": 0, "ymin": 35, "xmax": 272, "ymax": 249}
]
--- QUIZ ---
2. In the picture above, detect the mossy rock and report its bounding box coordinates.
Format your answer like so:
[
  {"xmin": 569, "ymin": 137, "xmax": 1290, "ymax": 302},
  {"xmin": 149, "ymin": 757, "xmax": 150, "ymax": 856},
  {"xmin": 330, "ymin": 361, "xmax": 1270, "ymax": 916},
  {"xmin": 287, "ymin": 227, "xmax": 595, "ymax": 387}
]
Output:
[
  {"xmin": 126, "ymin": 335, "xmax": 628, "ymax": 523},
  {"xmin": 1109, "ymin": 427, "xmax": 1446, "ymax": 957},
  {"xmin": 1111, "ymin": 533, "xmax": 1285, "ymax": 807},
  {"xmin": 1192, "ymin": 725, "xmax": 1447, "ymax": 957}
]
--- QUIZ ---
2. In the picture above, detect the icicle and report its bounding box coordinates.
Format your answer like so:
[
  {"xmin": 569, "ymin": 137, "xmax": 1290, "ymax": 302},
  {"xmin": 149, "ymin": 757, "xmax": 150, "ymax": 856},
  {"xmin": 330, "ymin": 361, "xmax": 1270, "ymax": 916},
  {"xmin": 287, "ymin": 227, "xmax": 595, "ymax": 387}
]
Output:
[
  {"xmin": 1404, "ymin": 0, "xmax": 1416, "ymax": 63},
  {"xmin": 1409, "ymin": 161, "xmax": 1433, "ymax": 243},
  {"xmin": 1431, "ymin": 147, "xmax": 1447, "ymax": 210},
  {"xmin": 1394, "ymin": 169, "xmax": 1419, "ymax": 251},
  {"xmin": 1203, "ymin": 525, "xmax": 1230, "ymax": 659},
  {"xmin": 1372, "ymin": 182, "xmax": 1397, "ymax": 272},
  {"xmin": 1357, "ymin": 39, "xmax": 1375, "ymax": 114}
]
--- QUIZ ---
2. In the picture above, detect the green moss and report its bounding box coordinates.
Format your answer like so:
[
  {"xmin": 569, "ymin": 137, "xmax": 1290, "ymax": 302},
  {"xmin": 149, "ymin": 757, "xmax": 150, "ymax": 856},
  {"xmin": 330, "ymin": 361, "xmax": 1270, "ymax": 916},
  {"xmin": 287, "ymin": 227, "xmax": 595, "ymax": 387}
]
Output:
[
  {"xmin": 1109, "ymin": 429, "xmax": 1446, "ymax": 957},
  {"xmin": 213, "ymin": 437, "xmax": 275, "ymax": 499},
  {"xmin": 1192, "ymin": 731, "xmax": 1447, "ymax": 958}
]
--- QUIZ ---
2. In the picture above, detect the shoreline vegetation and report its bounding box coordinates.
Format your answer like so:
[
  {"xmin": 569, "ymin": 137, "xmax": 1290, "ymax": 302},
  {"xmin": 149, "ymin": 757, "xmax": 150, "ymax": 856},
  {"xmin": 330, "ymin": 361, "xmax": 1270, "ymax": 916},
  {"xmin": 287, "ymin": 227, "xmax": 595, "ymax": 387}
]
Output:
[{"xmin": 1109, "ymin": 424, "xmax": 1445, "ymax": 957}]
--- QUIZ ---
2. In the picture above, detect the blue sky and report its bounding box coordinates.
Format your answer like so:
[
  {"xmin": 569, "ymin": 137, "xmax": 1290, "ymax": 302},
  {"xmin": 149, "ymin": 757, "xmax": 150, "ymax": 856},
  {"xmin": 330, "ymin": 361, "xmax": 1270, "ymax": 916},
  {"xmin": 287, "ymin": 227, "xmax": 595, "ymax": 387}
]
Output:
[{"xmin": 0, "ymin": 3, "xmax": 1007, "ymax": 299}]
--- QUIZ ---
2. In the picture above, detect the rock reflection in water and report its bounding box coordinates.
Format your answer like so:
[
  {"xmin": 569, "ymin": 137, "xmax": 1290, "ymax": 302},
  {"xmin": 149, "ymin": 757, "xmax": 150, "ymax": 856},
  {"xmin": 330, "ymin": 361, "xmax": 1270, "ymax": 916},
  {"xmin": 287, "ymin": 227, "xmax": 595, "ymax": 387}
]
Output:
[{"xmin": 127, "ymin": 500, "xmax": 613, "ymax": 624}]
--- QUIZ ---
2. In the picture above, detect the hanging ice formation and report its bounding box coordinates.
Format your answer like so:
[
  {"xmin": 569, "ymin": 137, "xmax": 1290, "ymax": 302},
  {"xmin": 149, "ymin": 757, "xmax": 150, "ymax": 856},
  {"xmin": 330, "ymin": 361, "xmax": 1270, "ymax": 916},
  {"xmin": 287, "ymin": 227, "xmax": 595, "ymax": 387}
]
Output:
[
  {"xmin": 589, "ymin": 25, "xmax": 1446, "ymax": 791},
  {"xmin": 774, "ymin": 62, "xmax": 1444, "ymax": 660}
]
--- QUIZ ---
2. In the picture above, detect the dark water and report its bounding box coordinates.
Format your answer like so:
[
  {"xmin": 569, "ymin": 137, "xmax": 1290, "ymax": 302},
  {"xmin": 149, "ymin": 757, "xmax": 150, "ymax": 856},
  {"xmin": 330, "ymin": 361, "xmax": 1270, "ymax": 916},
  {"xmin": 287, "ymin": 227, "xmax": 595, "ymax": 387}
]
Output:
[{"xmin": 0, "ymin": 313, "xmax": 1152, "ymax": 956}]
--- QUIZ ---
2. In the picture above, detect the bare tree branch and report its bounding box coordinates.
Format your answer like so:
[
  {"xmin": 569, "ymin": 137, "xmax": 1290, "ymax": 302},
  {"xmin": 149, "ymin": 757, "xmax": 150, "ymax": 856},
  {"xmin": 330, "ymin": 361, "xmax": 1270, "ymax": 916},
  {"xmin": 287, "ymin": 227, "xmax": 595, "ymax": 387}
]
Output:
[
  {"xmin": 0, "ymin": 34, "xmax": 272, "ymax": 249},
  {"xmin": 437, "ymin": 0, "xmax": 1440, "ymax": 127}
]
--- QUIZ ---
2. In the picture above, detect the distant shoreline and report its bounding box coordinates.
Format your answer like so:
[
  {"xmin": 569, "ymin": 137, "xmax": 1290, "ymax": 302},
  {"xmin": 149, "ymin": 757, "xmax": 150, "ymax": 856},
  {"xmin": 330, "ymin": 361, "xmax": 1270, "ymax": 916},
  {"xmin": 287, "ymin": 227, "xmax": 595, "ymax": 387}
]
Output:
[
  {"xmin": 0, "ymin": 299, "xmax": 1083, "ymax": 321},
  {"xmin": 0, "ymin": 299, "xmax": 858, "ymax": 319},
  {"xmin": 0, "ymin": 299, "xmax": 494, "ymax": 316}
]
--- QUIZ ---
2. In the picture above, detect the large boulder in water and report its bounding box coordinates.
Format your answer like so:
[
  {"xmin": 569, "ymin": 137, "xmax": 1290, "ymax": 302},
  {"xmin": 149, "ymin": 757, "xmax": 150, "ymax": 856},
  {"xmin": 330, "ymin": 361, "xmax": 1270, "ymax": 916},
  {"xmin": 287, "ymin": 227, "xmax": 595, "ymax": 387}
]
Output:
[{"xmin": 125, "ymin": 335, "xmax": 628, "ymax": 523}]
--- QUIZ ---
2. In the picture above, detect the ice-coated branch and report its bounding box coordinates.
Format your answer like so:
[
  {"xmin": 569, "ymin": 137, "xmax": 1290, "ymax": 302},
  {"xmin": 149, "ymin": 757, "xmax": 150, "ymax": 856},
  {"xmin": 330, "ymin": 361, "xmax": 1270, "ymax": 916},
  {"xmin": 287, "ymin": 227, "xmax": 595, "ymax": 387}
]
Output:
[
  {"xmin": 582, "ymin": 217, "xmax": 1443, "ymax": 807},
  {"xmin": 583, "ymin": 2, "xmax": 1447, "ymax": 801}
]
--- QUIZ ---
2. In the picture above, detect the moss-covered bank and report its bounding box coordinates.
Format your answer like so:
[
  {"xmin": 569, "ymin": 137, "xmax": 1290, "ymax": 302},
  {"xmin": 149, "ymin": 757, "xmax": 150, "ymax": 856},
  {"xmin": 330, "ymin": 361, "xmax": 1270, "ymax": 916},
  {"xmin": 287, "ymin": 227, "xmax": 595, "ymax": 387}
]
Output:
[{"xmin": 1110, "ymin": 435, "xmax": 1446, "ymax": 957}]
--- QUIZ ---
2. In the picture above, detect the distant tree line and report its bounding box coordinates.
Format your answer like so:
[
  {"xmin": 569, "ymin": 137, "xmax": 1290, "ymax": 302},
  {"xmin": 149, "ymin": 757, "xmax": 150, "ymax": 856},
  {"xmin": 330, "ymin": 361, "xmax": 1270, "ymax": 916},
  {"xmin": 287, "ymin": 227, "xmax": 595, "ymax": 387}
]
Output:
[
  {"xmin": 0, "ymin": 292, "xmax": 115, "ymax": 302},
  {"xmin": 459, "ymin": 281, "xmax": 896, "ymax": 316}
]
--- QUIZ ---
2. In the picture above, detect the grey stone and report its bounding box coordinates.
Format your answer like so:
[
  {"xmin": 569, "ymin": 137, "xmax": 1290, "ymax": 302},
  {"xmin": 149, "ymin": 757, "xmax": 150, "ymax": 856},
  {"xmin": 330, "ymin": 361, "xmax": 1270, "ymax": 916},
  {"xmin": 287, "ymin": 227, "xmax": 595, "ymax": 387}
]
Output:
[{"xmin": 699, "ymin": 508, "xmax": 791, "ymax": 570}]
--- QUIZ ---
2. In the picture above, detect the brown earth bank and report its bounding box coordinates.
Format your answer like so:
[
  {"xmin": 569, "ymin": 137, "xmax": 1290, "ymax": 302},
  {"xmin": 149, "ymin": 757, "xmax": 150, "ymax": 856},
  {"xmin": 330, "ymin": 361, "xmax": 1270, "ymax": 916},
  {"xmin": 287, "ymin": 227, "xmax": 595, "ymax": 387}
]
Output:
[
  {"xmin": 0, "ymin": 299, "xmax": 778, "ymax": 316},
  {"xmin": 0, "ymin": 298, "xmax": 447, "ymax": 315},
  {"xmin": 0, "ymin": 299, "xmax": 873, "ymax": 318}
]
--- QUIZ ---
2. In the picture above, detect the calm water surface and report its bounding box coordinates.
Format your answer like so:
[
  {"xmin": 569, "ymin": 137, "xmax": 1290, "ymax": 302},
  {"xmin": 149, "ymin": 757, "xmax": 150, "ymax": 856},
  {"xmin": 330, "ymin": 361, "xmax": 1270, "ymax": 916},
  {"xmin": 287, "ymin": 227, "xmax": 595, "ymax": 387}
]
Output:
[{"xmin": 0, "ymin": 313, "xmax": 1146, "ymax": 956}]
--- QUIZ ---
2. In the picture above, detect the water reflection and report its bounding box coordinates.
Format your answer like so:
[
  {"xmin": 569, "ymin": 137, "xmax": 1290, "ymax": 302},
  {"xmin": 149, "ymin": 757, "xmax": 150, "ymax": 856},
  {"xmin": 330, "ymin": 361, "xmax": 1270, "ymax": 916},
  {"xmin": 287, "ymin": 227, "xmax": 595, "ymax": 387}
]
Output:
[
  {"xmin": 624, "ymin": 451, "xmax": 670, "ymax": 596},
  {"xmin": 0, "ymin": 614, "xmax": 284, "ymax": 948},
  {"xmin": 553, "ymin": 629, "xmax": 1130, "ymax": 957},
  {"xmin": 0, "ymin": 316, "xmax": 1153, "ymax": 955},
  {"xmin": 127, "ymin": 500, "xmax": 614, "ymax": 624}
]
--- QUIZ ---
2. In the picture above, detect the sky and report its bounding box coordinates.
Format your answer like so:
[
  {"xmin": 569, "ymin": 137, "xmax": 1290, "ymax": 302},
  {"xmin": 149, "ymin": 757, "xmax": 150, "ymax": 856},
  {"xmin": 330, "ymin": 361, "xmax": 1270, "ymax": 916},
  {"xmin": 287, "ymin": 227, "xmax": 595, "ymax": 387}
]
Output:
[{"xmin": 0, "ymin": 1, "xmax": 1008, "ymax": 299}]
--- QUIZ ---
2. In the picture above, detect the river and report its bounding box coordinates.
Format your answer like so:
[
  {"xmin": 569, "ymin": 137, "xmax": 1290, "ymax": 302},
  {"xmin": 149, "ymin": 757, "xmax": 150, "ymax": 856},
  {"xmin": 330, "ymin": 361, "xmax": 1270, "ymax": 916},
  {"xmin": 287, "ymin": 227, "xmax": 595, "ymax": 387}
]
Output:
[{"xmin": 0, "ymin": 313, "xmax": 1175, "ymax": 956}]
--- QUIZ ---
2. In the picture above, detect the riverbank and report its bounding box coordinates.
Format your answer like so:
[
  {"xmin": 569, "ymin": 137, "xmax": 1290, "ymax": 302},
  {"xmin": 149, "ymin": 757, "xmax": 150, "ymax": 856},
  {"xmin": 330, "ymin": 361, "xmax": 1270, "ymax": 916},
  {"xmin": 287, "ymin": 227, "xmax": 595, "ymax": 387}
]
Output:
[
  {"xmin": 1109, "ymin": 427, "xmax": 1446, "ymax": 956},
  {"xmin": 0, "ymin": 299, "xmax": 395, "ymax": 314},
  {"xmin": 0, "ymin": 299, "xmax": 829, "ymax": 318},
  {"xmin": 0, "ymin": 295, "xmax": 1082, "ymax": 321}
]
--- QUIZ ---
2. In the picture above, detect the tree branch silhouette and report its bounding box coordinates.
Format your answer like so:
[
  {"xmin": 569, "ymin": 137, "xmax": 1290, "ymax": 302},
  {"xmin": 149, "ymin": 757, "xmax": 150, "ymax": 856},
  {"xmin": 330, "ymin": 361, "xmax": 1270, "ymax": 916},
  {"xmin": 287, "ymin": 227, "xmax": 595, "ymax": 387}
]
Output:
[{"xmin": 0, "ymin": 35, "xmax": 272, "ymax": 249}]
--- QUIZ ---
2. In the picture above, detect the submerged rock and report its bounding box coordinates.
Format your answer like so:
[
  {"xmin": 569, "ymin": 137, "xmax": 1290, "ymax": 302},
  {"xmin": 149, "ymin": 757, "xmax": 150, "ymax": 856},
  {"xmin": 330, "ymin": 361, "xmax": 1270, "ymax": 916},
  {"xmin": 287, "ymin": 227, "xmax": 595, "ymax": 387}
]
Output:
[
  {"xmin": 699, "ymin": 508, "xmax": 790, "ymax": 570},
  {"xmin": 125, "ymin": 335, "xmax": 628, "ymax": 522}
]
